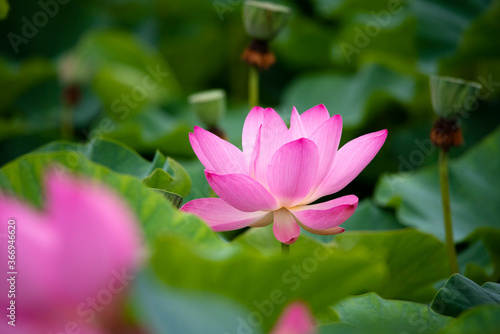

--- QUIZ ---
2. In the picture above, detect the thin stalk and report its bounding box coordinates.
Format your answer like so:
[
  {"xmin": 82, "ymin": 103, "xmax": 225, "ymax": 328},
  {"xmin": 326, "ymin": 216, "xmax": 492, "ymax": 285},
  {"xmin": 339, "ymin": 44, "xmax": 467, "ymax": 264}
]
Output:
[
  {"xmin": 281, "ymin": 243, "xmax": 290, "ymax": 256},
  {"xmin": 249, "ymin": 66, "xmax": 259, "ymax": 108},
  {"xmin": 61, "ymin": 104, "xmax": 74, "ymax": 138},
  {"xmin": 439, "ymin": 149, "xmax": 459, "ymax": 274}
]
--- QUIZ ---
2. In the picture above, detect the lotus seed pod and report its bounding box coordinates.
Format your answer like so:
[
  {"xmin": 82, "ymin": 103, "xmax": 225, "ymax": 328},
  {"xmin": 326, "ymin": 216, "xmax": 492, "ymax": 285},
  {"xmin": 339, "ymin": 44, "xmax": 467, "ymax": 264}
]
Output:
[
  {"xmin": 243, "ymin": 1, "xmax": 291, "ymax": 41},
  {"xmin": 188, "ymin": 89, "xmax": 226, "ymax": 127},
  {"xmin": 430, "ymin": 118, "xmax": 463, "ymax": 152},
  {"xmin": 58, "ymin": 52, "xmax": 92, "ymax": 86},
  {"xmin": 430, "ymin": 75, "xmax": 482, "ymax": 119}
]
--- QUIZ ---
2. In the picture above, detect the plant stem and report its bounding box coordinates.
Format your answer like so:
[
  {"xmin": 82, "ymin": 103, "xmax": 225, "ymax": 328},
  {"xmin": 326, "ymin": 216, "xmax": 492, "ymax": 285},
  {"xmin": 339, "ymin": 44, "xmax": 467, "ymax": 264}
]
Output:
[
  {"xmin": 61, "ymin": 105, "xmax": 74, "ymax": 138},
  {"xmin": 439, "ymin": 149, "xmax": 459, "ymax": 274},
  {"xmin": 249, "ymin": 66, "xmax": 259, "ymax": 108},
  {"xmin": 281, "ymin": 243, "xmax": 290, "ymax": 256}
]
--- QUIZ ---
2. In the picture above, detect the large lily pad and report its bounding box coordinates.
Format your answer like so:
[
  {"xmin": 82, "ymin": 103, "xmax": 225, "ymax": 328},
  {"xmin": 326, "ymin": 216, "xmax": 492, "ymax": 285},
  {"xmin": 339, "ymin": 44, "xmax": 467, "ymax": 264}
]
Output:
[
  {"xmin": 38, "ymin": 138, "xmax": 191, "ymax": 197},
  {"xmin": 438, "ymin": 305, "xmax": 500, "ymax": 334},
  {"xmin": 431, "ymin": 274, "xmax": 500, "ymax": 317},
  {"xmin": 151, "ymin": 226, "xmax": 387, "ymax": 331},
  {"xmin": 336, "ymin": 229, "xmax": 450, "ymax": 302},
  {"xmin": 132, "ymin": 270, "xmax": 261, "ymax": 334},
  {"xmin": 0, "ymin": 151, "xmax": 213, "ymax": 246},
  {"xmin": 0, "ymin": 150, "xmax": 387, "ymax": 331},
  {"xmin": 321, "ymin": 293, "xmax": 452, "ymax": 334},
  {"xmin": 98, "ymin": 108, "xmax": 195, "ymax": 158}
]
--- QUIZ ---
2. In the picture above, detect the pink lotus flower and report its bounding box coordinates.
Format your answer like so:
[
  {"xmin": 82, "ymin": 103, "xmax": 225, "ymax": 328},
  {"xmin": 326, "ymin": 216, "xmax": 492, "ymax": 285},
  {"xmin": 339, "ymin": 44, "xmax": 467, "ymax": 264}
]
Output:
[
  {"xmin": 182, "ymin": 105, "xmax": 387, "ymax": 244},
  {"xmin": 0, "ymin": 172, "xmax": 142, "ymax": 334},
  {"xmin": 270, "ymin": 302, "xmax": 315, "ymax": 334}
]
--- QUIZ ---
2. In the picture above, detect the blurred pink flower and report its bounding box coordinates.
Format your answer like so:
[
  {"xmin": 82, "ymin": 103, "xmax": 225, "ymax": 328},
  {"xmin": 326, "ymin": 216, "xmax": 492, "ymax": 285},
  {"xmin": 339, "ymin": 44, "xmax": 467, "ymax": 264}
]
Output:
[
  {"xmin": 0, "ymin": 172, "xmax": 142, "ymax": 334},
  {"xmin": 182, "ymin": 105, "xmax": 387, "ymax": 244},
  {"xmin": 270, "ymin": 302, "xmax": 315, "ymax": 334}
]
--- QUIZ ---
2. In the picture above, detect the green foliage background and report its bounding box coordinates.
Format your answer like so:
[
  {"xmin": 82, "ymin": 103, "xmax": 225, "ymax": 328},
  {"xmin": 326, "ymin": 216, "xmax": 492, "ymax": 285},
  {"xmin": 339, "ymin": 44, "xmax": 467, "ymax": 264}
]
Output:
[{"xmin": 0, "ymin": 0, "xmax": 499, "ymax": 333}]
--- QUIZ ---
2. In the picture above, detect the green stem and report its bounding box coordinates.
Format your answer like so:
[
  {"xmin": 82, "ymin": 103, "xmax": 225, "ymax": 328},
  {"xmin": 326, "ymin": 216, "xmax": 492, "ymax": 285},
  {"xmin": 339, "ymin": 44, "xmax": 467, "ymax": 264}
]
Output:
[
  {"xmin": 61, "ymin": 104, "xmax": 74, "ymax": 138},
  {"xmin": 249, "ymin": 66, "xmax": 259, "ymax": 108},
  {"xmin": 439, "ymin": 149, "xmax": 459, "ymax": 274},
  {"xmin": 281, "ymin": 243, "xmax": 290, "ymax": 256}
]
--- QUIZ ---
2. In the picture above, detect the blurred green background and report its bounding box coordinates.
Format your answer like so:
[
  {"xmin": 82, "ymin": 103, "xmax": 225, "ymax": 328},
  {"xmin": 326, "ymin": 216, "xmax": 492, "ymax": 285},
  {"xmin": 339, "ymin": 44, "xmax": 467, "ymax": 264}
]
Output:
[
  {"xmin": 1, "ymin": 0, "xmax": 499, "ymax": 204},
  {"xmin": 1, "ymin": 0, "xmax": 500, "ymax": 240},
  {"xmin": 1, "ymin": 1, "xmax": 500, "ymax": 332}
]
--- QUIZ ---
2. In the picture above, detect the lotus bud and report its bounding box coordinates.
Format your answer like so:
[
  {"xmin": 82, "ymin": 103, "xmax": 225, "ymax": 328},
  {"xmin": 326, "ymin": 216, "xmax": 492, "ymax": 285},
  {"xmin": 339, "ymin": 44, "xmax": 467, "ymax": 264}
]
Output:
[{"xmin": 189, "ymin": 89, "xmax": 226, "ymax": 129}]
